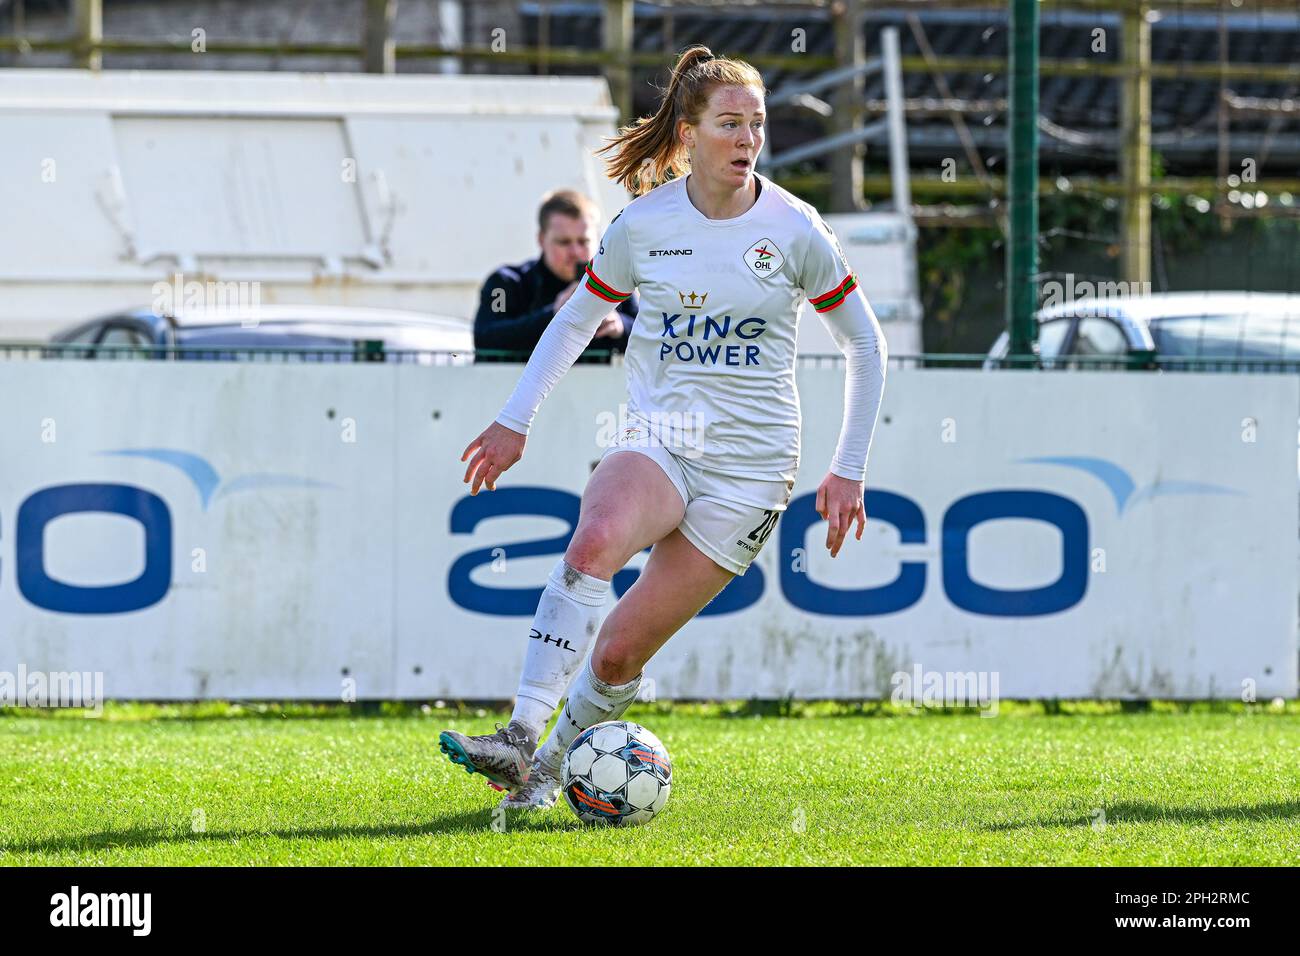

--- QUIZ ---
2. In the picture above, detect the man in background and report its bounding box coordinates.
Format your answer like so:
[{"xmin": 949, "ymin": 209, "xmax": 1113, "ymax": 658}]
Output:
[{"xmin": 473, "ymin": 189, "xmax": 636, "ymax": 362}]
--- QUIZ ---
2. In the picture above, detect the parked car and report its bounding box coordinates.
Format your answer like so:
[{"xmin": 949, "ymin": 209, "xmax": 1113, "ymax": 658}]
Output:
[
  {"xmin": 984, "ymin": 292, "xmax": 1300, "ymax": 369},
  {"xmin": 48, "ymin": 305, "xmax": 474, "ymax": 364}
]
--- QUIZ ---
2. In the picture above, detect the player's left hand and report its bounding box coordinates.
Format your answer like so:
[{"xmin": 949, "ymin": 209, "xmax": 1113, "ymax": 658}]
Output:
[{"xmin": 815, "ymin": 472, "xmax": 866, "ymax": 558}]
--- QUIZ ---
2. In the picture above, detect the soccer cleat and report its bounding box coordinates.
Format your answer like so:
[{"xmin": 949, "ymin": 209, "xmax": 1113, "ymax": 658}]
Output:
[
  {"xmin": 439, "ymin": 721, "xmax": 536, "ymax": 791},
  {"xmin": 498, "ymin": 759, "xmax": 562, "ymax": 811}
]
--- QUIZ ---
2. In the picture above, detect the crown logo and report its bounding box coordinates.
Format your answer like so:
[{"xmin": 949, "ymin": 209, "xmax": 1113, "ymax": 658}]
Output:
[{"xmin": 678, "ymin": 290, "xmax": 708, "ymax": 310}]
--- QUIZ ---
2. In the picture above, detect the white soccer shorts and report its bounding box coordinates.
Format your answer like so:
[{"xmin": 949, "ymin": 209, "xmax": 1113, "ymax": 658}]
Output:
[{"xmin": 598, "ymin": 425, "xmax": 793, "ymax": 575}]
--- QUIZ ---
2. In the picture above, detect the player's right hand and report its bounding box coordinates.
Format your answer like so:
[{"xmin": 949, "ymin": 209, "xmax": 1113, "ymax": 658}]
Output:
[
  {"xmin": 593, "ymin": 311, "xmax": 625, "ymax": 339},
  {"xmin": 552, "ymin": 281, "xmax": 581, "ymax": 313},
  {"xmin": 461, "ymin": 421, "xmax": 526, "ymax": 495}
]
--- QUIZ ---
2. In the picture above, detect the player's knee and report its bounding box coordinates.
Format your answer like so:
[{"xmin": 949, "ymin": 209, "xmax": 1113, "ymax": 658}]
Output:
[
  {"xmin": 590, "ymin": 642, "xmax": 640, "ymax": 687},
  {"xmin": 565, "ymin": 519, "xmax": 625, "ymax": 576}
]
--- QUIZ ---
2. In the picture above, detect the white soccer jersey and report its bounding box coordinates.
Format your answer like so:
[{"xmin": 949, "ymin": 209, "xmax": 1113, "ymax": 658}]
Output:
[{"xmin": 496, "ymin": 171, "xmax": 887, "ymax": 484}]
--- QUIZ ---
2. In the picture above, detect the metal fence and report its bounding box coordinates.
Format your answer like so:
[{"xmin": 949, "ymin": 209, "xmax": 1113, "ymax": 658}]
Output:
[{"xmin": 9, "ymin": 341, "xmax": 1300, "ymax": 374}]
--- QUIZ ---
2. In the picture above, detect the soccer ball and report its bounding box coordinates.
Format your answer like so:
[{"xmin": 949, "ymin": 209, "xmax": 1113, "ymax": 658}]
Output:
[{"xmin": 561, "ymin": 720, "xmax": 672, "ymax": 826}]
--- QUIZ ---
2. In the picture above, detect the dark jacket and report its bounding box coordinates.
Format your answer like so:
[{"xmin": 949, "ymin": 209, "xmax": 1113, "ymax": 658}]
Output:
[{"xmin": 473, "ymin": 255, "xmax": 637, "ymax": 363}]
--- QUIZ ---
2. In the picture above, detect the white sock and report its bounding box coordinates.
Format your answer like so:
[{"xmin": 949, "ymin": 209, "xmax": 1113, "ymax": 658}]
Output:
[
  {"xmin": 536, "ymin": 656, "xmax": 641, "ymax": 771},
  {"xmin": 510, "ymin": 559, "xmax": 611, "ymax": 742}
]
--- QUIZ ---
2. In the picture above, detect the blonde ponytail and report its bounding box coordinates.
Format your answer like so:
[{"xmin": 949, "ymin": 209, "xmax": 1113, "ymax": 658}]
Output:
[{"xmin": 596, "ymin": 45, "xmax": 765, "ymax": 196}]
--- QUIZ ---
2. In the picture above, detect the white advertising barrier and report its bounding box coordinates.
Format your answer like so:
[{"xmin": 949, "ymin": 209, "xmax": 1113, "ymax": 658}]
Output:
[{"xmin": 0, "ymin": 363, "xmax": 1295, "ymax": 700}]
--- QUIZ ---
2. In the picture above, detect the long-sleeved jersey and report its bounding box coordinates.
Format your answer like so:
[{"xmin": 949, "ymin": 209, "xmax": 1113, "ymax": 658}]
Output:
[{"xmin": 496, "ymin": 172, "xmax": 887, "ymax": 484}]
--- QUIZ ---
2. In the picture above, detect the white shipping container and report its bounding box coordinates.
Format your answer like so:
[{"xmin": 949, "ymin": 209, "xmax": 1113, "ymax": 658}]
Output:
[{"xmin": 0, "ymin": 68, "xmax": 631, "ymax": 340}]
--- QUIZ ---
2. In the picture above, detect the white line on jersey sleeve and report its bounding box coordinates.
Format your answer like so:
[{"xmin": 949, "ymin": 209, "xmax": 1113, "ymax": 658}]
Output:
[
  {"xmin": 799, "ymin": 214, "xmax": 888, "ymax": 482},
  {"xmin": 818, "ymin": 290, "xmax": 888, "ymax": 482}
]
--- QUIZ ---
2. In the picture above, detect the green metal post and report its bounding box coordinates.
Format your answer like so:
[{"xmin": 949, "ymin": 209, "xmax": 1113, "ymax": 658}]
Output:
[{"xmin": 1006, "ymin": 0, "xmax": 1039, "ymax": 364}]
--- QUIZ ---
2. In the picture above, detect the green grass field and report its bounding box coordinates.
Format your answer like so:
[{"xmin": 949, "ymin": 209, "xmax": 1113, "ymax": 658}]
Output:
[{"xmin": 1, "ymin": 701, "xmax": 1297, "ymax": 866}]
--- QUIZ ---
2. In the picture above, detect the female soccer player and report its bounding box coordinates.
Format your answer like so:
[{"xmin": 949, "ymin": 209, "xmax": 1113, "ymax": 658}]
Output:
[{"xmin": 440, "ymin": 45, "xmax": 887, "ymax": 809}]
